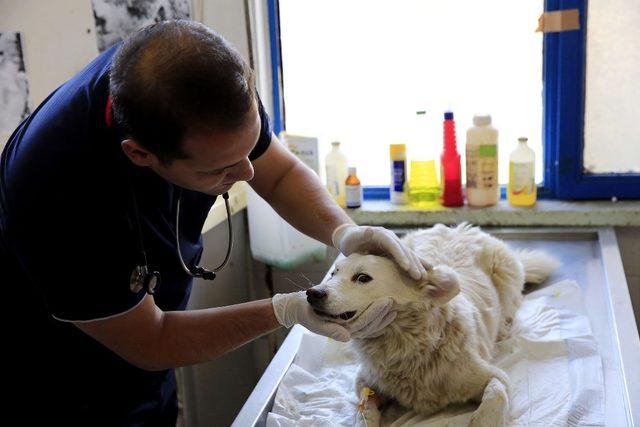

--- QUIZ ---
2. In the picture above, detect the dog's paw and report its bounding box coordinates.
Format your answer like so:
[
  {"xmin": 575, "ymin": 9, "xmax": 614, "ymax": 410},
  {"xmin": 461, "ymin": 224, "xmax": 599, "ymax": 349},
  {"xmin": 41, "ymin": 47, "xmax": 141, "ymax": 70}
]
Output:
[
  {"xmin": 469, "ymin": 378, "xmax": 509, "ymax": 427},
  {"xmin": 355, "ymin": 402, "xmax": 381, "ymax": 427},
  {"xmin": 470, "ymin": 408, "xmax": 507, "ymax": 427}
]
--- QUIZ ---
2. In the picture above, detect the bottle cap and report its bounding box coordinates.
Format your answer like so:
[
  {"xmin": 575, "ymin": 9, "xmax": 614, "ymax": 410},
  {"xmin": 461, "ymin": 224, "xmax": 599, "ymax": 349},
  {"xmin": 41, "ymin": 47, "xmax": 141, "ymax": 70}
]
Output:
[
  {"xmin": 348, "ymin": 167, "xmax": 356, "ymax": 175},
  {"xmin": 331, "ymin": 141, "xmax": 341, "ymax": 146},
  {"xmin": 473, "ymin": 114, "xmax": 491, "ymax": 126},
  {"xmin": 389, "ymin": 144, "xmax": 406, "ymax": 156},
  {"xmin": 444, "ymin": 111, "xmax": 454, "ymax": 120},
  {"xmin": 518, "ymin": 137, "xmax": 528, "ymax": 143}
]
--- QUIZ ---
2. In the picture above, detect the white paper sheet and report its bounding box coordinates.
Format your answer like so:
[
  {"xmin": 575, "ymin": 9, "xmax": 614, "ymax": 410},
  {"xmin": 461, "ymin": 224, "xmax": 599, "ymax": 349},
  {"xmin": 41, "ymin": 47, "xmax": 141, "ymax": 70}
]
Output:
[{"xmin": 266, "ymin": 280, "xmax": 605, "ymax": 427}]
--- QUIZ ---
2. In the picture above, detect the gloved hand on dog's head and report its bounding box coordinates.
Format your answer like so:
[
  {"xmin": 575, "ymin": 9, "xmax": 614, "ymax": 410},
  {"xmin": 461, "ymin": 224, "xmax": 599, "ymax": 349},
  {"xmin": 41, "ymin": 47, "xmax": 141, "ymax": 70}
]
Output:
[
  {"xmin": 332, "ymin": 224, "xmax": 432, "ymax": 281},
  {"xmin": 272, "ymin": 292, "xmax": 396, "ymax": 342}
]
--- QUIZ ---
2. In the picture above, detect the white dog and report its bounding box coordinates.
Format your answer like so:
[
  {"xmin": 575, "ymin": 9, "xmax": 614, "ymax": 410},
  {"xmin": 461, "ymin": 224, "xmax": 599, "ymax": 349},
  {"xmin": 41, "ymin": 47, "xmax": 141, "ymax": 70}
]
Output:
[{"xmin": 306, "ymin": 224, "xmax": 559, "ymax": 426}]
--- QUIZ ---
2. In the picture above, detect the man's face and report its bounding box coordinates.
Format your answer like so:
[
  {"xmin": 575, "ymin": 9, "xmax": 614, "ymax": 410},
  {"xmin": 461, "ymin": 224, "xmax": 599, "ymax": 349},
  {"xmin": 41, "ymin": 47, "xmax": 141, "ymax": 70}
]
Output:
[{"xmin": 151, "ymin": 102, "xmax": 261, "ymax": 195}]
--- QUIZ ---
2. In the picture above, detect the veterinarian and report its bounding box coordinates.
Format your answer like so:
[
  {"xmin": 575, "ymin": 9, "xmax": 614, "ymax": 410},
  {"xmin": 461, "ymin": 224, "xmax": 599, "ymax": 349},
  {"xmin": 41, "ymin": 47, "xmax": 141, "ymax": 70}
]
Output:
[{"xmin": 0, "ymin": 21, "xmax": 430, "ymax": 425}]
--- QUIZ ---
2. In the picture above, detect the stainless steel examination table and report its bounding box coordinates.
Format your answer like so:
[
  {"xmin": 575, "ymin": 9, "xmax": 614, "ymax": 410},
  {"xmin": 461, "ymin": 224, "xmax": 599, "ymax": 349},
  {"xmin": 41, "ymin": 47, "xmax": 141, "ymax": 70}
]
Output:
[{"xmin": 234, "ymin": 228, "xmax": 640, "ymax": 426}]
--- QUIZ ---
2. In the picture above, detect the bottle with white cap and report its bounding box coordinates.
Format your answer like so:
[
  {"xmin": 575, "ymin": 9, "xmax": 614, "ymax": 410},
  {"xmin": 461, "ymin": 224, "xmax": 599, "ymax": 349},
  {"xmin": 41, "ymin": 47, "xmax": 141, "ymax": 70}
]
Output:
[
  {"xmin": 465, "ymin": 114, "xmax": 499, "ymax": 207},
  {"xmin": 508, "ymin": 137, "xmax": 536, "ymax": 206},
  {"xmin": 325, "ymin": 141, "xmax": 348, "ymax": 207}
]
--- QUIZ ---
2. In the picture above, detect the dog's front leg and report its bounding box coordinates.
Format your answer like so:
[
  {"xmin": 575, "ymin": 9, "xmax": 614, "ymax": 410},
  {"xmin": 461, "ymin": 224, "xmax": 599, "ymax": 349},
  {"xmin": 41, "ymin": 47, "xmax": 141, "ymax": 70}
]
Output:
[
  {"xmin": 469, "ymin": 376, "xmax": 509, "ymax": 427},
  {"xmin": 354, "ymin": 373, "xmax": 388, "ymax": 427},
  {"xmin": 355, "ymin": 389, "xmax": 382, "ymax": 427}
]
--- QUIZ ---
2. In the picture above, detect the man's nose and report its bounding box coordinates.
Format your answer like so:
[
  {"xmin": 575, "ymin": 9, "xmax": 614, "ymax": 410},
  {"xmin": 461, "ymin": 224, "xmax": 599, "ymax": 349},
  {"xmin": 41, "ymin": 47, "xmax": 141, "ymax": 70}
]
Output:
[
  {"xmin": 227, "ymin": 158, "xmax": 254, "ymax": 182},
  {"xmin": 306, "ymin": 288, "xmax": 327, "ymax": 305}
]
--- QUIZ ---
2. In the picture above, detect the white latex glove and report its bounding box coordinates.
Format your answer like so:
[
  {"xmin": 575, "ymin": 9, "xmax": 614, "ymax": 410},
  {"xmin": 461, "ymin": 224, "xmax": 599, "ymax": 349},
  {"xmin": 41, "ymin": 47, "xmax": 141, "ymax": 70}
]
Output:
[
  {"xmin": 272, "ymin": 292, "xmax": 396, "ymax": 341},
  {"xmin": 332, "ymin": 224, "xmax": 432, "ymax": 281},
  {"xmin": 345, "ymin": 297, "xmax": 397, "ymax": 339}
]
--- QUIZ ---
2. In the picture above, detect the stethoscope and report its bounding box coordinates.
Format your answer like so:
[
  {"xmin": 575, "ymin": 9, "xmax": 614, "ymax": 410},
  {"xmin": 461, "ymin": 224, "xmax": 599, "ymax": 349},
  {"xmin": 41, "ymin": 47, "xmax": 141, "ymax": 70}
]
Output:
[
  {"xmin": 129, "ymin": 184, "xmax": 234, "ymax": 295},
  {"xmin": 107, "ymin": 95, "xmax": 235, "ymax": 295}
]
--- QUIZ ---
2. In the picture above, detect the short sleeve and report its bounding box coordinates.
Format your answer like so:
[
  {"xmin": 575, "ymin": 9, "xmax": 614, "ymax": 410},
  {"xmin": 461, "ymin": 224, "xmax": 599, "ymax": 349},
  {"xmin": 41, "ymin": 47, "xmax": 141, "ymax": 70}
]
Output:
[
  {"xmin": 3, "ymin": 125, "xmax": 145, "ymax": 322},
  {"xmin": 248, "ymin": 94, "xmax": 273, "ymax": 161}
]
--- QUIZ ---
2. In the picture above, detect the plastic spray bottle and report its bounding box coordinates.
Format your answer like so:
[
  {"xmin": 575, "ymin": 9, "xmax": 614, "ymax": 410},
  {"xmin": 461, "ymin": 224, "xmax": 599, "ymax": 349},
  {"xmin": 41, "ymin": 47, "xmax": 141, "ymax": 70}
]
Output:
[{"xmin": 440, "ymin": 112, "xmax": 464, "ymax": 207}]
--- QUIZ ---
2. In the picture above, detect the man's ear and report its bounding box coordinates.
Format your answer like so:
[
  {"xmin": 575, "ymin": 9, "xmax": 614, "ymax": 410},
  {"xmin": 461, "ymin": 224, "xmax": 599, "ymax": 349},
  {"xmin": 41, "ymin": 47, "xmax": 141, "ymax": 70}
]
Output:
[
  {"xmin": 418, "ymin": 265, "xmax": 460, "ymax": 306},
  {"xmin": 121, "ymin": 139, "xmax": 156, "ymax": 167}
]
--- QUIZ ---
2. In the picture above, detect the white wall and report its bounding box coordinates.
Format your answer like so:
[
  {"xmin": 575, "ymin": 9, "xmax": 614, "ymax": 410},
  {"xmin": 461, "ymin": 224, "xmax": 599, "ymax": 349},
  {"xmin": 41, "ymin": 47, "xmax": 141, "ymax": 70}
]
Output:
[
  {"xmin": 0, "ymin": 0, "xmax": 99, "ymax": 108},
  {"xmin": 0, "ymin": 0, "xmax": 256, "ymax": 150},
  {"xmin": 0, "ymin": 0, "xmax": 98, "ymax": 147}
]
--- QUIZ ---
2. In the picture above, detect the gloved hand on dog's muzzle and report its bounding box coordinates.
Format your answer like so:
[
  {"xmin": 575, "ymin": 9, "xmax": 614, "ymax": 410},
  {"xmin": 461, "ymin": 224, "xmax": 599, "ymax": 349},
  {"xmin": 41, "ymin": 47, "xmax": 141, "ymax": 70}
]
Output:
[
  {"xmin": 271, "ymin": 292, "xmax": 395, "ymax": 342},
  {"xmin": 344, "ymin": 297, "xmax": 397, "ymax": 339},
  {"xmin": 332, "ymin": 224, "xmax": 432, "ymax": 281}
]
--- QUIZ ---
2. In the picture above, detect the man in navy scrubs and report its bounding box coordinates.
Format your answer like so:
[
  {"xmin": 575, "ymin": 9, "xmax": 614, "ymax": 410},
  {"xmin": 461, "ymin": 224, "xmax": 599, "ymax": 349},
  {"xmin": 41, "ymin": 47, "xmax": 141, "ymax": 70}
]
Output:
[{"xmin": 0, "ymin": 20, "xmax": 430, "ymax": 425}]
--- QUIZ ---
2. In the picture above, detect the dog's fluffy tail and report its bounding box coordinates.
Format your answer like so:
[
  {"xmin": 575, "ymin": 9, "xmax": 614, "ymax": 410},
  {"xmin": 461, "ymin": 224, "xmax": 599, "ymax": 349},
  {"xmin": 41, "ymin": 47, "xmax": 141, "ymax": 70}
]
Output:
[{"xmin": 516, "ymin": 249, "xmax": 559, "ymax": 284}]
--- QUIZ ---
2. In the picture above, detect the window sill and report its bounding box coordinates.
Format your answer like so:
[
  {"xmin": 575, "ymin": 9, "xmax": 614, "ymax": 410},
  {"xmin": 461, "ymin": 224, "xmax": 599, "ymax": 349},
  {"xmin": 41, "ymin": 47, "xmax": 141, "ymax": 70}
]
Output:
[
  {"xmin": 343, "ymin": 199, "xmax": 640, "ymax": 227},
  {"xmin": 202, "ymin": 186, "xmax": 640, "ymax": 233}
]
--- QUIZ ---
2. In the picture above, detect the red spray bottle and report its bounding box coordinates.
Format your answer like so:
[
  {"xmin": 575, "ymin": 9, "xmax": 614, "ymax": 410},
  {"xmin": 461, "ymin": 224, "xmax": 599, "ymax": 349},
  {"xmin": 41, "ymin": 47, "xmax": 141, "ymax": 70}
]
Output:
[{"xmin": 440, "ymin": 111, "xmax": 464, "ymax": 207}]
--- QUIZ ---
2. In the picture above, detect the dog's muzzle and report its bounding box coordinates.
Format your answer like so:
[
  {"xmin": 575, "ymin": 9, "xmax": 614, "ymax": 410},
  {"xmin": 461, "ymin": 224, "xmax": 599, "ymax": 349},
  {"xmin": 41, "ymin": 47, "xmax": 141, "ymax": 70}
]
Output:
[
  {"xmin": 306, "ymin": 288, "xmax": 357, "ymax": 320},
  {"xmin": 306, "ymin": 287, "xmax": 327, "ymax": 306}
]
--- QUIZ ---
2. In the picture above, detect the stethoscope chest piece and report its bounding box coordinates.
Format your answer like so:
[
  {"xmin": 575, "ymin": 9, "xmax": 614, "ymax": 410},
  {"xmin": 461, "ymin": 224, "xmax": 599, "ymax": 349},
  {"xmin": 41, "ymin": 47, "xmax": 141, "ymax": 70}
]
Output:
[{"xmin": 130, "ymin": 264, "xmax": 161, "ymax": 295}]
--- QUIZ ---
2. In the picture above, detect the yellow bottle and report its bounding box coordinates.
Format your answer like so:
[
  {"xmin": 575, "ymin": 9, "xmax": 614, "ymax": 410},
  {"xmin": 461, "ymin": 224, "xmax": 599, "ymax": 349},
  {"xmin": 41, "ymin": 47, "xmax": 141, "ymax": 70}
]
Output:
[{"xmin": 508, "ymin": 137, "xmax": 537, "ymax": 206}]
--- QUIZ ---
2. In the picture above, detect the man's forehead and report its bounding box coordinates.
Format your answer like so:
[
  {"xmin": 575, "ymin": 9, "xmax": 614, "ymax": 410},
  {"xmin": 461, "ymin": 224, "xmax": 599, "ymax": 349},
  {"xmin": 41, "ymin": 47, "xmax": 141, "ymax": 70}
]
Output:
[{"xmin": 181, "ymin": 104, "xmax": 260, "ymax": 169}]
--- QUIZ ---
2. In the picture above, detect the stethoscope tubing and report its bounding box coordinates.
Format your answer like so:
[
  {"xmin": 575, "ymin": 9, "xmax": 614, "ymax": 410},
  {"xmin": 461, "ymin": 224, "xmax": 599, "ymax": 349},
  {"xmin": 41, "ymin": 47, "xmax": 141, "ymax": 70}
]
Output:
[{"xmin": 175, "ymin": 190, "xmax": 233, "ymax": 279}]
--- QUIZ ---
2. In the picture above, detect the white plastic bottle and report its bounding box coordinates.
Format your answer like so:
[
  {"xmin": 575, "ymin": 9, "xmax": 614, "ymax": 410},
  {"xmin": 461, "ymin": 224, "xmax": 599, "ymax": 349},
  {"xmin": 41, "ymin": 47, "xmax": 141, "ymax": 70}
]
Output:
[
  {"xmin": 325, "ymin": 141, "xmax": 348, "ymax": 208},
  {"xmin": 508, "ymin": 137, "xmax": 537, "ymax": 206},
  {"xmin": 465, "ymin": 115, "xmax": 499, "ymax": 207}
]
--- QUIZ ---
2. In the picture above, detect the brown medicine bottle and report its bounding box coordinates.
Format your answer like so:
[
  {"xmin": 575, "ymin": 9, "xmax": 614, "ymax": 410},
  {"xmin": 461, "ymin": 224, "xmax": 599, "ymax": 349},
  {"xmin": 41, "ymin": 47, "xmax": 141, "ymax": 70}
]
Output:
[{"xmin": 345, "ymin": 167, "xmax": 362, "ymax": 208}]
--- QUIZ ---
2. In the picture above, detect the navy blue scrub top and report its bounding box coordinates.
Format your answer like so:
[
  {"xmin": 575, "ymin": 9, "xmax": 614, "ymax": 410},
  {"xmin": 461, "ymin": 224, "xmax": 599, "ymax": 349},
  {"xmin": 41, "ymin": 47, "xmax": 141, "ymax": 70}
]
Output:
[{"xmin": 0, "ymin": 43, "xmax": 272, "ymax": 425}]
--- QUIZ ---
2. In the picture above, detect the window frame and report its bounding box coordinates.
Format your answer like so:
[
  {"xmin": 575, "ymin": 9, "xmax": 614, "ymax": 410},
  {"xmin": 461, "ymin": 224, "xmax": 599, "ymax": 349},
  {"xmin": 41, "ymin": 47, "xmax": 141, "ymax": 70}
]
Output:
[{"xmin": 267, "ymin": 0, "xmax": 640, "ymax": 201}]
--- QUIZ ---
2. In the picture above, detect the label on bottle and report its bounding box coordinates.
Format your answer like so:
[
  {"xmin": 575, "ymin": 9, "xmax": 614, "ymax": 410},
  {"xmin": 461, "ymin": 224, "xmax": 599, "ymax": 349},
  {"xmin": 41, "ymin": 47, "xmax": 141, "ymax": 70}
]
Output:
[
  {"xmin": 466, "ymin": 144, "xmax": 497, "ymax": 190},
  {"xmin": 509, "ymin": 162, "xmax": 535, "ymax": 195},
  {"xmin": 391, "ymin": 160, "xmax": 406, "ymax": 192},
  {"xmin": 466, "ymin": 146, "xmax": 479, "ymax": 189},
  {"xmin": 346, "ymin": 184, "xmax": 362, "ymax": 208}
]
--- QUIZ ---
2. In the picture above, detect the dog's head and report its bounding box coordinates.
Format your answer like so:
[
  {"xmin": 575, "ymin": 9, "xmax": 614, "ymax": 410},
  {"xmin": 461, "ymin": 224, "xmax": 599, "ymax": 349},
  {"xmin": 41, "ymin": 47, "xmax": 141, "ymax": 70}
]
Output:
[{"xmin": 306, "ymin": 253, "xmax": 460, "ymax": 324}]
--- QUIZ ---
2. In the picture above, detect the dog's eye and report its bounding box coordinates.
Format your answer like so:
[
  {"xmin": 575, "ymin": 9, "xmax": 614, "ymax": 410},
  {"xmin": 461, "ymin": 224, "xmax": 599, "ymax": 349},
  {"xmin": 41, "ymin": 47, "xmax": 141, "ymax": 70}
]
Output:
[{"xmin": 353, "ymin": 273, "xmax": 372, "ymax": 284}]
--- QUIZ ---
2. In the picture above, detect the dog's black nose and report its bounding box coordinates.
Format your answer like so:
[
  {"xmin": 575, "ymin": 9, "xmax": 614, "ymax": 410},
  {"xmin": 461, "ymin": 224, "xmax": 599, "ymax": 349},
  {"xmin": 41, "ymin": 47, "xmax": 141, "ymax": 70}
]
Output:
[{"xmin": 306, "ymin": 288, "xmax": 327, "ymax": 304}]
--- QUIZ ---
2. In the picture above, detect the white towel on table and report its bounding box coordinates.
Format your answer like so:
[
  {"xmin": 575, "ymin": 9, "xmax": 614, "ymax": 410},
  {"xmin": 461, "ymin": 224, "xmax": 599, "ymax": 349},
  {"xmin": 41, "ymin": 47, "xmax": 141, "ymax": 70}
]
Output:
[{"xmin": 266, "ymin": 280, "xmax": 605, "ymax": 427}]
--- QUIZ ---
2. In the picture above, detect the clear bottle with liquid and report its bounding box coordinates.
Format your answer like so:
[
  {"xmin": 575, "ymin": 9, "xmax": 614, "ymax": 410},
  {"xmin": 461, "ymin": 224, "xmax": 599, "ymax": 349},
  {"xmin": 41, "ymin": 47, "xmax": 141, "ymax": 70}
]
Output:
[
  {"xmin": 508, "ymin": 137, "xmax": 537, "ymax": 206},
  {"xmin": 325, "ymin": 141, "xmax": 348, "ymax": 207},
  {"xmin": 345, "ymin": 167, "xmax": 362, "ymax": 208},
  {"xmin": 409, "ymin": 160, "xmax": 440, "ymax": 207}
]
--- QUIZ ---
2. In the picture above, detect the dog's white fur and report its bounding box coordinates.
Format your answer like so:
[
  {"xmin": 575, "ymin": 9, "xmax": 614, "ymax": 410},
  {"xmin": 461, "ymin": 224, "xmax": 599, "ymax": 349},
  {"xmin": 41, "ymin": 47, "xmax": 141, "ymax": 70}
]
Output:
[{"xmin": 309, "ymin": 224, "xmax": 559, "ymax": 426}]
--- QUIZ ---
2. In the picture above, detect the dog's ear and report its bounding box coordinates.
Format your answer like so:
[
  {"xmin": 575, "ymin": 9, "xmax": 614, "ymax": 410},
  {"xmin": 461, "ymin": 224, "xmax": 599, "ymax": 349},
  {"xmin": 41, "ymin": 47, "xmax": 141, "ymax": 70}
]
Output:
[{"xmin": 418, "ymin": 265, "xmax": 460, "ymax": 305}]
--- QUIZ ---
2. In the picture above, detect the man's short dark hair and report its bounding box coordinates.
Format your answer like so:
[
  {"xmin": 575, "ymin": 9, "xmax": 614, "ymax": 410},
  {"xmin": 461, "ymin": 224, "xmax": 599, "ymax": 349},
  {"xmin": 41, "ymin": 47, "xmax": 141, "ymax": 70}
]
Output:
[{"xmin": 110, "ymin": 20, "xmax": 255, "ymax": 164}]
